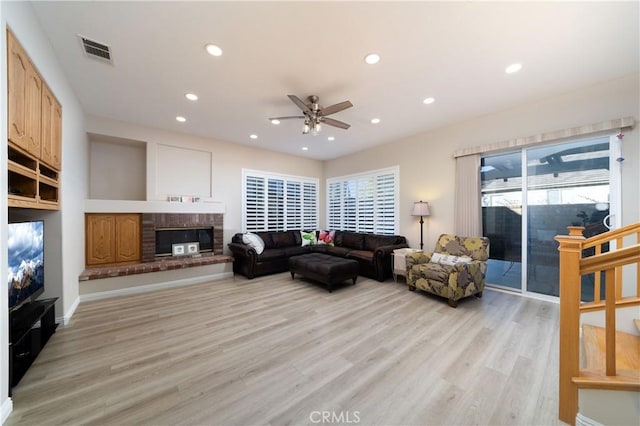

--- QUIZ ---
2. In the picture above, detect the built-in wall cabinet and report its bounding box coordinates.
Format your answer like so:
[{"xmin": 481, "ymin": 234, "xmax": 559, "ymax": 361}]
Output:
[
  {"xmin": 41, "ymin": 84, "xmax": 62, "ymax": 170},
  {"xmin": 6, "ymin": 29, "xmax": 62, "ymax": 210},
  {"xmin": 85, "ymin": 214, "xmax": 141, "ymax": 267}
]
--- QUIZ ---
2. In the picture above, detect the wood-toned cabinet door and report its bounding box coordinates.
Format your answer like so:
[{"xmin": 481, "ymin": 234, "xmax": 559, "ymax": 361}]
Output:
[
  {"xmin": 115, "ymin": 214, "xmax": 141, "ymax": 263},
  {"xmin": 7, "ymin": 31, "xmax": 29, "ymax": 151},
  {"xmin": 25, "ymin": 65, "xmax": 43, "ymax": 158},
  {"xmin": 86, "ymin": 214, "xmax": 116, "ymax": 266},
  {"xmin": 41, "ymin": 84, "xmax": 62, "ymax": 170},
  {"xmin": 51, "ymin": 101, "xmax": 62, "ymax": 170}
]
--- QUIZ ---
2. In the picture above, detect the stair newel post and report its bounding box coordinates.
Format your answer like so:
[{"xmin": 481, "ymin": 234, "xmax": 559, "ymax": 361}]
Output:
[{"xmin": 555, "ymin": 226, "xmax": 585, "ymax": 426}]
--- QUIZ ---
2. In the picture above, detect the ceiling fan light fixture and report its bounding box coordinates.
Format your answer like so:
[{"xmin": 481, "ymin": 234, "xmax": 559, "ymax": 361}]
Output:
[
  {"xmin": 278, "ymin": 95, "xmax": 352, "ymax": 134},
  {"xmin": 328, "ymin": 136, "xmax": 335, "ymax": 141},
  {"xmin": 271, "ymin": 119, "xmax": 280, "ymax": 125},
  {"xmin": 176, "ymin": 116, "xmax": 186, "ymax": 123},
  {"xmin": 371, "ymin": 118, "xmax": 380, "ymax": 124},
  {"xmin": 423, "ymin": 97, "xmax": 435, "ymax": 105},
  {"xmin": 185, "ymin": 93, "xmax": 198, "ymax": 101}
]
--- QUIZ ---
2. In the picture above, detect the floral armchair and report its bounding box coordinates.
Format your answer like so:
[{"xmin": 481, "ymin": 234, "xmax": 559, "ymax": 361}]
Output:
[{"xmin": 406, "ymin": 234, "xmax": 490, "ymax": 307}]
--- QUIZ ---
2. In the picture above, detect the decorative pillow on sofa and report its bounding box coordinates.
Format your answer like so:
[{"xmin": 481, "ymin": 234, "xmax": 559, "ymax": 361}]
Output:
[
  {"xmin": 317, "ymin": 230, "xmax": 335, "ymax": 246},
  {"xmin": 300, "ymin": 231, "xmax": 317, "ymax": 246},
  {"xmin": 242, "ymin": 232, "xmax": 265, "ymax": 254},
  {"xmin": 430, "ymin": 252, "xmax": 472, "ymax": 266}
]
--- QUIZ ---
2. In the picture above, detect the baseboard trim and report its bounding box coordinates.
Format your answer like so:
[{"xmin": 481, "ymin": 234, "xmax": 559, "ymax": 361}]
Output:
[
  {"xmin": 1, "ymin": 397, "xmax": 13, "ymax": 424},
  {"xmin": 576, "ymin": 412, "xmax": 604, "ymax": 426},
  {"xmin": 79, "ymin": 272, "xmax": 234, "ymax": 302},
  {"xmin": 61, "ymin": 296, "xmax": 80, "ymax": 325}
]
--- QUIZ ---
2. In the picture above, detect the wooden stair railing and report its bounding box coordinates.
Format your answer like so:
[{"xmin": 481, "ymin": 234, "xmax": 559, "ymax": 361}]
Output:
[
  {"xmin": 556, "ymin": 222, "xmax": 640, "ymax": 425},
  {"xmin": 576, "ymin": 324, "xmax": 639, "ymax": 389}
]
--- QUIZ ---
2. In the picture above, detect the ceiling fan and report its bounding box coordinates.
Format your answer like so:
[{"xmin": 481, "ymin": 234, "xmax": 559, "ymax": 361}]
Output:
[{"xmin": 269, "ymin": 95, "xmax": 353, "ymax": 134}]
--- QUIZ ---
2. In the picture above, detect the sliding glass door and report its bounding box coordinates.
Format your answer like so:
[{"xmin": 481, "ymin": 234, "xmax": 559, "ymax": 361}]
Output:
[
  {"xmin": 481, "ymin": 136, "xmax": 617, "ymax": 299},
  {"xmin": 481, "ymin": 151, "xmax": 523, "ymax": 291}
]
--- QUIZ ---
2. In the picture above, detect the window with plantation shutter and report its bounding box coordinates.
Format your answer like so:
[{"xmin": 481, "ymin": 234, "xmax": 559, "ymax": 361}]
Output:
[
  {"xmin": 245, "ymin": 175, "xmax": 266, "ymax": 231},
  {"xmin": 302, "ymin": 182, "xmax": 318, "ymax": 231},
  {"xmin": 286, "ymin": 181, "xmax": 301, "ymax": 230},
  {"xmin": 326, "ymin": 166, "xmax": 399, "ymax": 235},
  {"xmin": 375, "ymin": 173, "xmax": 396, "ymax": 234},
  {"xmin": 343, "ymin": 180, "xmax": 357, "ymax": 232},
  {"xmin": 327, "ymin": 181, "xmax": 342, "ymax": 231},
  {"xmin": 242, "ymin": 169, "xmax": 318, "ymax": 232},
  {"xmin": 268, "ymin": 179, "xmax": 284, "ymax": 231}
]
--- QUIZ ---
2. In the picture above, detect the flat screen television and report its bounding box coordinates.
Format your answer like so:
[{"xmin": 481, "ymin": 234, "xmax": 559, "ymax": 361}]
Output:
[{"xmin": 7, "ymin": 220, "xmax": 44, "ymax": 311}]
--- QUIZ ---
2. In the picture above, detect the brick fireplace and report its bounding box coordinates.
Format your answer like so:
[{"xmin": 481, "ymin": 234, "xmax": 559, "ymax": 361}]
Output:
[{"xmin": 141, "ymin": 213, "xmax": 223, "ymax": 262}]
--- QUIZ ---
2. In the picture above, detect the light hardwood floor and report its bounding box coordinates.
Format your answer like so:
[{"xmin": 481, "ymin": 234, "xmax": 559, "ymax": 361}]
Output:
[{"xmin": 7, "ymin": 273, "xmax": 564, "ymax": 426}]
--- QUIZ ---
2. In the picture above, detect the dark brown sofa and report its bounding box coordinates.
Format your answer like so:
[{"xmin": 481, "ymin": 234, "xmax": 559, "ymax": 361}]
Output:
[{"xmin": 228, "ymin": 230, "xmax": 408, "ymax": 281}]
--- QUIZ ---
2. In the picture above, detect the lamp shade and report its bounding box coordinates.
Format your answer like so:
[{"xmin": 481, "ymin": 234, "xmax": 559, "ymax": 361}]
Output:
[{"xmin": 412, "ymin": 201, "xmax": 430, "ymax": 217}]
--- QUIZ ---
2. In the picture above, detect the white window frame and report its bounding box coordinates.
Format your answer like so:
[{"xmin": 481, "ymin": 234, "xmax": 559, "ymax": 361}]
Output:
[
  {"xmin": 242, "ymin": 169, "xmax": 319, "ymax": 232},
  {"xmin": 326, "ymin": 166, "xmax": 399, "ymax": 235}
]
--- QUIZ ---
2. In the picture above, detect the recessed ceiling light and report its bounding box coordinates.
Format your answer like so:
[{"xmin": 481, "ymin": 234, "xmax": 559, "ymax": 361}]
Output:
[
  {"xmin": 327, "ymin": 136, "xmax": 335, "ymax": 141},
  {"xmin": 364, "ymin": 53, "xmax": 380, "ymax": 65},
  {"xmin": 505, "ymin": 63, "xmax": 522, "ymax": 74},
  {"xmin": 371, "ymin": 118, "xmax": 380, "ymax": 124},
  {"xmin": 423, "ymin": 97, "xmax": 435, "ymax": 105},
  {"xmin": 185, "ymin": 93, "xmax": 198, "ymax": 101},
  {"xmin": 205, "ymin": 44, "xmax": 223, "ymax": 57},
  {"xmin": 271, "ymin": 119, "xmax": 281, "ymax": 125},
  {"xmin": 176, "ymin": 116, "xmax": 186, "ymax": 122},
  {"xmin": 302, "ymin": 147, "xmax": 308, "ymax": 151},
  {"xmin": 250, "ymin": 134, "xmax": 258, "ymax": 139}
]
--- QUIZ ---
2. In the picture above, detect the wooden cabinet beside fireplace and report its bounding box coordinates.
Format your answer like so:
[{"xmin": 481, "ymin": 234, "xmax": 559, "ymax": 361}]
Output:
[{"xmin": 85, "ymin": 214, "xmax": 141, "ymax": 267}]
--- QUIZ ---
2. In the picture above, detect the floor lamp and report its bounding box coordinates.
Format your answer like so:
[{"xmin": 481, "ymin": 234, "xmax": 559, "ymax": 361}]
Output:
[{"xmin": 412, "ymin": 201, "xmax": 431, "ymax": 250}]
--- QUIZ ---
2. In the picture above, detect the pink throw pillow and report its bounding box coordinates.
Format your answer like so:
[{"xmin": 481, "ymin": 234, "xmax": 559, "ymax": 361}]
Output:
[{"xmin": 318, "ymin": 230, "xmax": 335, "ymax": 246}]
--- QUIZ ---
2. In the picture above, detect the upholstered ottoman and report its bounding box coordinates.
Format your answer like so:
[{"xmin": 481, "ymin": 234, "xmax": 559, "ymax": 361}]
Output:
[{"xmin": 289, "ymin": 253, "xmax": 359, "ymax": 292}]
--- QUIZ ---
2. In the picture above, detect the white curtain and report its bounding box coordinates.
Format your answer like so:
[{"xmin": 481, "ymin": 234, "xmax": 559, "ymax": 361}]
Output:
[{"xmin": 454, "ymin": 154, "xmax": 481, "ymax": 236}]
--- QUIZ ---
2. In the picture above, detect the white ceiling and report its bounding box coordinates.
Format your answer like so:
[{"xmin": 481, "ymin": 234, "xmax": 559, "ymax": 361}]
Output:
[{"xmin": 31, "ymin": 1, "xmax": 639, "ymax": 161}]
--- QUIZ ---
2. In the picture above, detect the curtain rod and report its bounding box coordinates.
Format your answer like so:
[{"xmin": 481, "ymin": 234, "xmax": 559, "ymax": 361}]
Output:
[{"xmin": 452, "ymin": 116, "xmax": 635, "ymax": 158}]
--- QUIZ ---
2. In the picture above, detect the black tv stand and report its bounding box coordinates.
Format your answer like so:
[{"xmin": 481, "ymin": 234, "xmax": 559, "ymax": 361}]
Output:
[{"xmin": 9, "ymin": 298, "xmax": 58, "ymax": 395}]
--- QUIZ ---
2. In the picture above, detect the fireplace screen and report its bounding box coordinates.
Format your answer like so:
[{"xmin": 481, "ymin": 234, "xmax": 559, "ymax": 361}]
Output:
[{"xmin": 155, "ymin": 227, "xmax": 213, "ymax": 256}]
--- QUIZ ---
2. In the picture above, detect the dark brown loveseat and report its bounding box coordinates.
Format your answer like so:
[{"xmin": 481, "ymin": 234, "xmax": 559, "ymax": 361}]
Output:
[{"xmin": 228, "ymin": 230, "xmax": 408, "ymax": 281}]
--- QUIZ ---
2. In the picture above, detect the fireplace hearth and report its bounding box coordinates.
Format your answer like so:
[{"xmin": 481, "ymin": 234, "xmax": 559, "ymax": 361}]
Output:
[{"xmin": 141, "ymin": 213, "xmax": 223, "ymax": 262}]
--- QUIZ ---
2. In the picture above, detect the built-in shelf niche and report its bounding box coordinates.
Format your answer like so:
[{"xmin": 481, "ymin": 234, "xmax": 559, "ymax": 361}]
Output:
[
  {"xmin": 88, "ymin": 133, "xmax": 146, "ymax": 201},
  {"xmin": 8, "ymin": 144, "xmax": 60, "ymax": 208}
]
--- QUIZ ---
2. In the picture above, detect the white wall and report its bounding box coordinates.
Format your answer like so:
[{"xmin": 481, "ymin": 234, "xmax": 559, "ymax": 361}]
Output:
[
  {"xmin": 154, "ymin": 143, "xmax": 211, "ymax": 200},
  {"xmin": 579, "ymin": 389, "xmax": 639, "ymax": 426},
  {"xmin": 0, "ymin": 1, "xmax": 10, "ymax": 422},
  {"xmin": 1, "ymin": 2, "xmax": 87, "ymax": 419},
  {"xmin": 85, "ymin": 116, "xmax": 325, "ymax": 247},
  {"xmin": 89, "ymin": 138, "xmax": 146, "ymax": 200},
  {"xmin": 325, "ymin": 73, "xmax": 640, "ymax": 250}
]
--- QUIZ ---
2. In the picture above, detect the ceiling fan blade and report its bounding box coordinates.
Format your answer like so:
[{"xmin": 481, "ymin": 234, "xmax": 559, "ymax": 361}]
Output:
[
  {"xmin": 320, "ymin": 100, "xmax": 353, "ymax": 116},
  {"xmin": 287, "ymin": 95, "xmax": 312, "ymax": 114},
  {"xmin": 268, "ymin": 115, "xmax": 306, "ymax": 121},
  {"xmin": 321, "ymin": 117, "xmax": 351, "ymax": 130}
]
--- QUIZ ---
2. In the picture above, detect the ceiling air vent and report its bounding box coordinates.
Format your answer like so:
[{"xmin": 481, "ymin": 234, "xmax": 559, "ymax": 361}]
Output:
[{"xmin": 78, "ymin": 35, "xmax": 113, "ymax": 64}]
